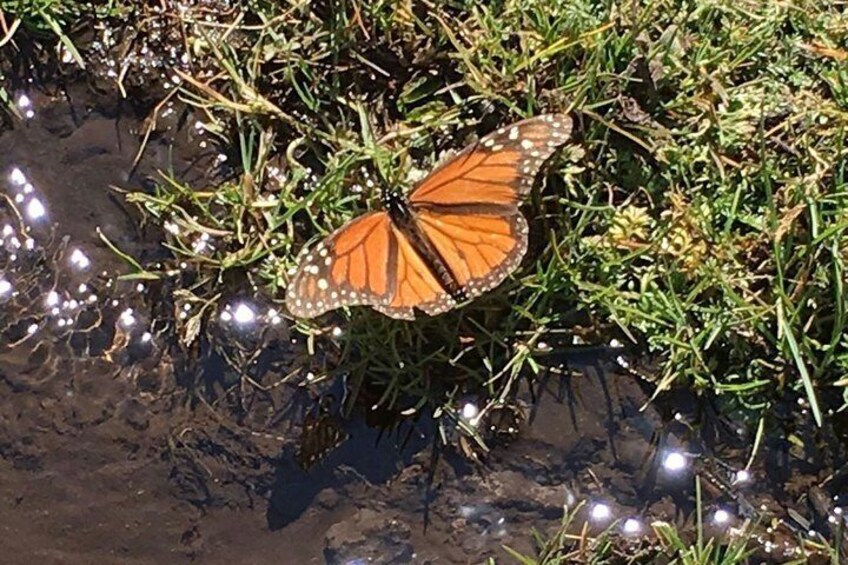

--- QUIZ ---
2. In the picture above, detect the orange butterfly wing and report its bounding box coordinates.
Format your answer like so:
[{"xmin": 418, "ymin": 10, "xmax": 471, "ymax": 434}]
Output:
[
  {"xmin": 286, "ymin": 113, "xmax": 572, "ymax": 320},
  {"xmin": 373, "ymin": 224, "xmax": 458, "ymax": 319},
  {"xmin": 414, "ymin": 210, "xmax": 528, "ymax": 301},
  {"xmin": 286, "ymin": 212, "xmax": 455, "ymax": 320},
  {"xmin": 407, "ymin": 113, "xmax": 571, "ymax": 303},
  {"xmin": 409, "ymin": 113, "xmax": 572, "ymax": 208},
  {"xmin": 287, "ymin": 212, "xmax": 393, "ymax": 318}
]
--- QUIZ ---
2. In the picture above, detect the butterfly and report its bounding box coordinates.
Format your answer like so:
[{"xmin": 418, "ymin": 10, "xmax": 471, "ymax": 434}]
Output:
[{"xmin": 287, "ymin": 113, "xmax": 573, "ymax": 320}]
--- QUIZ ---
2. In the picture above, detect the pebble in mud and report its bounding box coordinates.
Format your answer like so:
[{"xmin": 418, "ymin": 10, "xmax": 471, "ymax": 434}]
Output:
[
  {"xmin": 116, "ymin": 398, "xmax": 151, "ymax": 431},
  {"xmin": 323, "ymin": 509, "xmax": 414, "ymax": 565}
]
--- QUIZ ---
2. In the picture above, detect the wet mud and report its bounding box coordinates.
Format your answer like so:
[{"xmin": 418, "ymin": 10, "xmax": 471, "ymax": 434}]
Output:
[{"xmin": 1, "ymin": 32, "xmax": 847, "ymax": 565}]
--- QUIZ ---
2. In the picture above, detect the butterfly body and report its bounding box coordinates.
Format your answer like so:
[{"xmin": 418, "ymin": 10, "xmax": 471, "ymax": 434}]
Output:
[
  {"xmin": 383, "ymin": 189, "xmax": 468, "ymax": 302},
  {"xmin": 287, "ymin": 114, "xmax": 573, "ymax": 320}
]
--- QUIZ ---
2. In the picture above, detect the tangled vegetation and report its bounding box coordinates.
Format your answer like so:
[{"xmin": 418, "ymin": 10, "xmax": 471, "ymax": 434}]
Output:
[{"xmin": 103, "ymin": 0, "xmax": 848, "ymax": 421}]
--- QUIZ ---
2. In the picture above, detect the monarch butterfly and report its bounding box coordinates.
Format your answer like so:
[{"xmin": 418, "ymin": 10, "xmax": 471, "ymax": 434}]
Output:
[{"xmin": 287, "ymin": 113, "xmax": 573, "ymax": 320}]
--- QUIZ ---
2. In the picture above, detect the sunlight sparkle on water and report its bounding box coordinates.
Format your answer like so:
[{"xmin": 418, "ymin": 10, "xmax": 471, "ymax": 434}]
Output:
[
  {"xmin": 622, "ymin": 518, "xmax": 642, "ymax": 535},
  {"xmin": 331, "ymin": 326, "xmax": 343, "ymax": 337},
  {"xmin": 120, "ymin": 308, "xmax": 136, "ymax": 327},
  {"xmin": 233, "ymin": 303, "xmax": 255, "ymax": 325},
  {"xmin": 590, "ymin": 503, "xmax": 612, "ymax": 522},
  {"xmin": 9, "ymin": 168, "xmax": 26, "ymax": 185},
  {"xmin": 734, "ymin": 469, "xmax": 751, "ymax": 484},
  {"xmin": 69, "ymin": 249, "xmax": 91, "ymax": 270},
  {"xmin": 0, "ymin": 279, "xmax": 11, "ymax": 296},
  {"xmin": 713, "ymin": 509, "xmax": 731, "ymax": 525},
  {"xmin": 141, "ymin": 332, "xmax": 152, "ymax": 343},
  {"xmin": 662, "ymin": 451, "xmax": 688, "ymax": 473},
  {"xmin": 2, "ymin": 225, "xmax": 12, "ymax": 237},
  {"xmin": 46, "ymin": 290, "xmax": 59, "ymax": 307},
  {"xmin": 461, "ymin": 402, "xmax": 479, "ymax": 420},
  {"xmin": 26, "ymin": 197, "xmax": 46, "ymax": 220},
  {"xmin": 17, "ymin": 94, "xmax": 34, "ymax": 118},
  {"xmin": 267, "ymin": 308, "xmax": 282, "ymax": 325}
]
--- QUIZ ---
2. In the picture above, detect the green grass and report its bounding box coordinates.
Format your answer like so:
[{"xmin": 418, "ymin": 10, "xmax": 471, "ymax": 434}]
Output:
[
  {"xmin": 500, "ymin": 479, "xmax": 843, "ymax": 564},
  {"xmin": 4, "ymin": 0, "xmax": 846, "ymax": 459},
  {"xmin": 1, "ymin": 0, "xmax": 130, "ymax": 115},
  {"xmin": 115, "ymin": 0, "xmax": 848, "ymax": 423},
  {"xmin": 499, "ymin": 491, "xmax": 759, "ymax": 564},
  {"xmin": 1, "ymin": 1, "xmax": 127, "ymax": 66}
]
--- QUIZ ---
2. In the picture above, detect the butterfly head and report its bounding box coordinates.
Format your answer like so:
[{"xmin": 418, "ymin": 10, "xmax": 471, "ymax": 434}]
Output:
[{"xmin": 382, "ymin": 189, "xmax": 409, "ymax": 223}]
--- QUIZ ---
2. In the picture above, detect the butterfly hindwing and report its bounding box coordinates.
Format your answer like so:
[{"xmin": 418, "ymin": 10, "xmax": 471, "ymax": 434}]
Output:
[
  {"xmin": 372, "ymin": 223, "xmax": 457, "ymax": 319},
  {"xmin": 415, "ymin": 209, "xmax": 528, "ymax": 301},
  {"xmin": 287, "ymin": 212, "xmax": 394, "ymax": 319}
]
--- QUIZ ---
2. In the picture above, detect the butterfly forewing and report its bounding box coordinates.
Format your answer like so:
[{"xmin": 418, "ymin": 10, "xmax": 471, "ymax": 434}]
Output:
[
  {"xmin": 287, "ymin": 211, "xmax": 456, "ymax": 320},
  {"xmin": 409, "ymin": 113, "xmax": 572, "ymax": 208}
]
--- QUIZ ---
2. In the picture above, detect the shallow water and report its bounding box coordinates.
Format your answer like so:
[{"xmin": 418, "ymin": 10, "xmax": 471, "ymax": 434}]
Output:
[{"xmin": 1, "ymin": 40, "xmax": 846, "ymax": 565}]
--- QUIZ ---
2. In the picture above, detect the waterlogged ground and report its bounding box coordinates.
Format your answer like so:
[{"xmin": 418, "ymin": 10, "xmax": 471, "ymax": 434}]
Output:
[{"xmin": 1, "ymin": 20, "xmax": 847, "ymax": 565}]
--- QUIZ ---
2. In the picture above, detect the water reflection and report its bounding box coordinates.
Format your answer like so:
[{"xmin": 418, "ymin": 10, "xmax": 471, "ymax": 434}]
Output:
[
  {"xmin": 589, "ymin": 502, "xmax": 612, "ymax": 523},
  {"xmin": 69, "ymin": 248, "xmax": 91, "ymax": 270},
  {"xmin": 661, "ymin": 450, "xmax": 688, "ymax": 473},
  {"xmin": 233, "ymin": 302, "xmax": 256, "ymax": 325},
  {"xmin": 25, "ymin": 196, "xmax": 45, "ymax": 220}
]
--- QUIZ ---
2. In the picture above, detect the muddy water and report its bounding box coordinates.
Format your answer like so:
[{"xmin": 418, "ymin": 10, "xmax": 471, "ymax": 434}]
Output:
[{"xmin": 1, "ymin": 66, "xmax": 846, "ymax": 565}]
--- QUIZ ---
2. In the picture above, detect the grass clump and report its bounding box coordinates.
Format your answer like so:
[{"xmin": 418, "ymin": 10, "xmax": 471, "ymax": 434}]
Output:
[
  {"xmin": 501, "ymin": 479, "xmax": 844, "ymax": 564},
  {"xmin": 500, "ymin": 496, "xmax": 758, "ymax": 565},
  {"xmin": 112, "ymin": 0, "xmax": 848, "ymax": 428},
  {"xmin": 1, "ymin": 1, "xmax": 128, "ymax": 68},
  {"xmin": 5, "ymin": 0, "xmax": 841, "ymax": 435}
]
